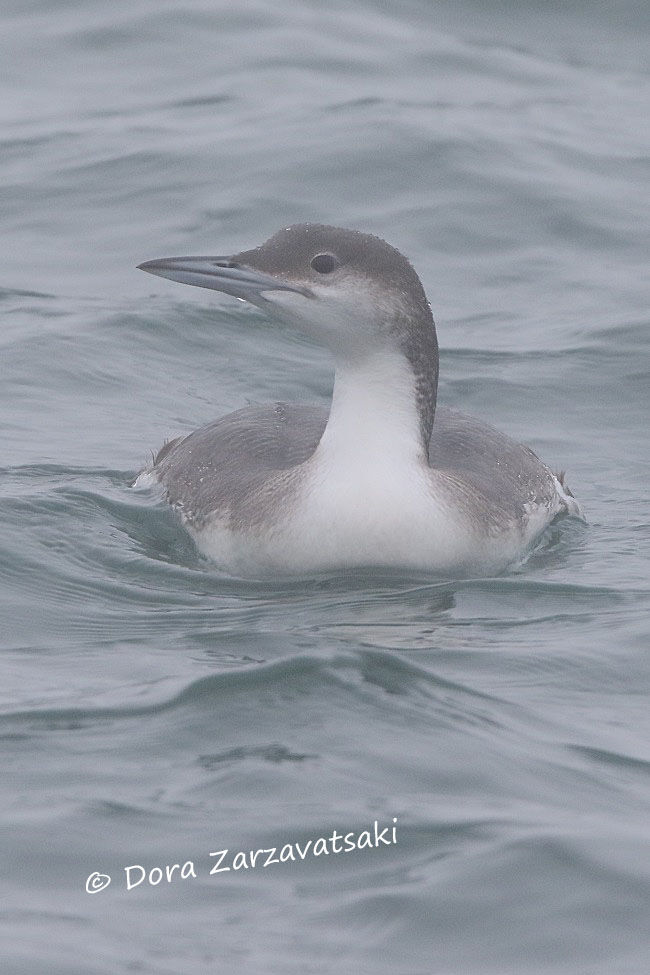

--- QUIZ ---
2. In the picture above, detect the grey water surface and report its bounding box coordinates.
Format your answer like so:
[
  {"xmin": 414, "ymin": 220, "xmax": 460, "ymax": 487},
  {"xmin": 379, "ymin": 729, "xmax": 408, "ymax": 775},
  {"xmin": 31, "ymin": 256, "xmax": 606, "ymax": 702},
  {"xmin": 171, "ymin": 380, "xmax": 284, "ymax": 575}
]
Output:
[{"xmin": 2, "ymin": 1, "xmax": 650, "ymax": 973}]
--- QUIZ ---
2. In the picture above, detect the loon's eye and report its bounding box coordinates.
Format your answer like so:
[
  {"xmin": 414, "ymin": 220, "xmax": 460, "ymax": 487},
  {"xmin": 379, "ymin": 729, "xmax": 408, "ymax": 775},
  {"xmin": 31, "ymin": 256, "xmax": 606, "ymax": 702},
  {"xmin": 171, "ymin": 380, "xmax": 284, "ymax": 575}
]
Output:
[{"xmin": 310, "ymin": 253, "xmax": 339, "ymax": 274}]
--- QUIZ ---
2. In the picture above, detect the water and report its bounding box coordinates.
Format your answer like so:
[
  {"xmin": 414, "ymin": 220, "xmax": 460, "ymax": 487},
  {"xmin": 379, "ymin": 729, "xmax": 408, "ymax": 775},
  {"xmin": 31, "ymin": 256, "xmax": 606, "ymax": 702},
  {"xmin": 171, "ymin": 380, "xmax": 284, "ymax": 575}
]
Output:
[{"xmin": 2, "ymin": 1, "xmax": 649, "ymax": 972}]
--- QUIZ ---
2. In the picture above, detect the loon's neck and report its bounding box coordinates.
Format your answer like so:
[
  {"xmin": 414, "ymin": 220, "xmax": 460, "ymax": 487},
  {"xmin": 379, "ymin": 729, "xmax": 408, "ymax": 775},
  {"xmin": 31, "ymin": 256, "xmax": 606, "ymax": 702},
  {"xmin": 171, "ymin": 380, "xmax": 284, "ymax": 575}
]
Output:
[{"xmin": 314, "ymin": 348, "xmax": 431, "ymax": 471}]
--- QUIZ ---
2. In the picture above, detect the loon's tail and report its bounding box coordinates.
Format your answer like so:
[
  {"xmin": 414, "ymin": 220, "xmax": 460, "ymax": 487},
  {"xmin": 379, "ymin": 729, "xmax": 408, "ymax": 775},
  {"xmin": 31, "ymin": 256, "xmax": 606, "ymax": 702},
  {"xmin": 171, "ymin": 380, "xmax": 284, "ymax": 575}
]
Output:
[{"xmin": 553, "ymin": 471, "xmax": 586, "ymax": 521}]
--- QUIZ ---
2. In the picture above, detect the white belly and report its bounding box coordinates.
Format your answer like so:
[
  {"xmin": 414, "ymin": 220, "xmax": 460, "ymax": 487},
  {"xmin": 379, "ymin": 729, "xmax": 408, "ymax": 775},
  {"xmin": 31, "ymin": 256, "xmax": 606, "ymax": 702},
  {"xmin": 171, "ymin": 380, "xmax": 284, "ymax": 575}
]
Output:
[{"xmin": 187, "ymin": 456, "xmax": 547, "ymax": 579}]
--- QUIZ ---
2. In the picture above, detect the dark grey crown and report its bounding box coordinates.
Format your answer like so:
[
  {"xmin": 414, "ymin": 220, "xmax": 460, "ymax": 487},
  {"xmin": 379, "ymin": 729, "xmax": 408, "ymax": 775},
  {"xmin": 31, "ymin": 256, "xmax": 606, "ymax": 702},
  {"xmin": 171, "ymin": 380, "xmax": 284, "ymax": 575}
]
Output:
[{"xmin": 234, "ymin": 224, "xmax": 425, "ymax": 302}]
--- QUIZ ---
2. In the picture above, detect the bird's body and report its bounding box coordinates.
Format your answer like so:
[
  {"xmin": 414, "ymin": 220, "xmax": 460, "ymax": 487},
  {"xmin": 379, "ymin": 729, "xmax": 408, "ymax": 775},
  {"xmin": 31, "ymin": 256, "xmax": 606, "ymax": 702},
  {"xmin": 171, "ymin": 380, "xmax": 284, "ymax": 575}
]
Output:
[{"xmin": 136, "ymin": 224, "xmax": 582, "ymax": 577}]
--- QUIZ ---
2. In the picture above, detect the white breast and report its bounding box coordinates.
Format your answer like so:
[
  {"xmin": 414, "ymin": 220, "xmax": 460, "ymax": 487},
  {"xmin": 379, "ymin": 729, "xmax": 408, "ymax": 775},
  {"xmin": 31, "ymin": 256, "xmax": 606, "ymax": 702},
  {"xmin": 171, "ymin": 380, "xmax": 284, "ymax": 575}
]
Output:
[{"xmin": 188, "ymin": 450, "xmax": 541, "ymax": 578}]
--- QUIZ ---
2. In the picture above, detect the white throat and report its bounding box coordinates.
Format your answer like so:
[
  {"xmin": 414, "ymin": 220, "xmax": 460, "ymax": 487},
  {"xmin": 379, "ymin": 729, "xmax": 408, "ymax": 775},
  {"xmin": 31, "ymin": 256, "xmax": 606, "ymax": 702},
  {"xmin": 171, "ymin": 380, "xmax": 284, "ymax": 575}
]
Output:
[{"xmin": 314, "ymin": 348, "xmax": 427, "ymax": 471}]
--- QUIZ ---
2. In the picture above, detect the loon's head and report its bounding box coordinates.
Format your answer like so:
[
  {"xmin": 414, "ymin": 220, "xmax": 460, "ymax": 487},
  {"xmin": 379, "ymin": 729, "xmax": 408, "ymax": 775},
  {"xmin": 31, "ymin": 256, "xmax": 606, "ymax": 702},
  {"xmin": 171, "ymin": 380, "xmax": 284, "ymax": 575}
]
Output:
[
  {"xmin": 139, "ymin": 223, "xmax": 436, "ymax": 361},
  {"xmin": 139, "ymin": 224, "xmax": 439, "ymax": 448}
]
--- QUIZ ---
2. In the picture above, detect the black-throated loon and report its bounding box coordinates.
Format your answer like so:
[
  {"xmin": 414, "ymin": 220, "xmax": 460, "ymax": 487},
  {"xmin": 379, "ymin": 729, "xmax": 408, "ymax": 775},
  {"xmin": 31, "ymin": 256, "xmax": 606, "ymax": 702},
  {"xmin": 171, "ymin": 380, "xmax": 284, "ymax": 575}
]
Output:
[{"xmin": 135, "ymin": 223, "xmax": 583, "ymax": 577}]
